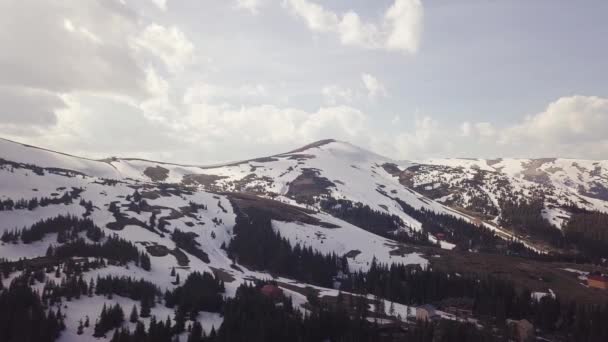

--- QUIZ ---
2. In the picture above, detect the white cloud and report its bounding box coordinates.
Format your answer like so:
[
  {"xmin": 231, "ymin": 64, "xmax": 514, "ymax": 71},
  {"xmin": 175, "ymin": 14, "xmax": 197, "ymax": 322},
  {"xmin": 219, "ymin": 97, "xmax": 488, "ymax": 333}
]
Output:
[
  {"xmin": 182, "ymin": 98, "xmax": 367, "ymax": 146},
  {"xmin": 132, "ymin": 24, "xmax": 195, "ymax": 73},
  {"xmin": 322, "ymin": 85, "xmax": 354, "ymax": 105},
  {"xmin": 475, "ymin": 122, "xmax": 496, "ymax": 138},
  {"xmin": 391, "ymin": 96, "xmax": 608, "ymax": 160},
  {"xmin": 502, "ymin": 95, "xmax": 608, "ymax": 144},
  {"xmin": 235, "ymin": 0, "xmax": 264, "ymax": 14},
  {"xmin": 284, "ymin": 0, "xmax": 423, "ymax": 54},
  {"xmin": 361, "ymin": 73, "xmax": 387, "ymax": 99},
  {"xmin": 385, "ymin": 0, "xmax": 423, "ymax": 53},
  {"xmin": 150, "ymin": 0, "xmax": 168, "ymax": 11},
  {"xmin": 393, "ymin": 116, "xmax": 453, "ymax": 159},
  {"xmin": 63, "ymin": 18, "xmax": 102, "ymax": 44},
  {"xmin": 460, "ymin": 122, "xmax": 472, "ymax": 137}
]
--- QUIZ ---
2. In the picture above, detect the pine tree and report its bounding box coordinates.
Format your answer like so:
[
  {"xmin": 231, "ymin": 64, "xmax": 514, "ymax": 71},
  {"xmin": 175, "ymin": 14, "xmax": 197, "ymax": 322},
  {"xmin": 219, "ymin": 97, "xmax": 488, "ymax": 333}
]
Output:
[
  {"xmin": 140, "ymin": 297, "xmax": 151, "ymax": 318},
  {"xmin": 77, "ymin": 320, "xmax": 84, "ymax": 335},
  {"xmin": 187, "ymin": 321, "xmax": 203, "ymax": 342},
  {"xmin": 130, "ymin": 304, "xmax": 139, "ymax": 323}
]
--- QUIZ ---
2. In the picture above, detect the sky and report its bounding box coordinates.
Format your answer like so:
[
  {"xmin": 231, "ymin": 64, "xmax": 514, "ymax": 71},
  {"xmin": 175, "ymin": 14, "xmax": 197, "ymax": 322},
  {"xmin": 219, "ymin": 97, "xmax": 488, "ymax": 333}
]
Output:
[{"xmin": 1, "ymin": 0, "xmax": 607, "ymax": 164}]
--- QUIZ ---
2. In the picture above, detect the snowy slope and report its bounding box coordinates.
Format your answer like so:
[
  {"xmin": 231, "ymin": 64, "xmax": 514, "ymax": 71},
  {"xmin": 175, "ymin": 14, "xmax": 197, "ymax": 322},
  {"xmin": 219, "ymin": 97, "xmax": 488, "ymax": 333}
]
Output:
[{"xmin": 1, "ymin": 138, "xmax": 432, "ymax": 340}]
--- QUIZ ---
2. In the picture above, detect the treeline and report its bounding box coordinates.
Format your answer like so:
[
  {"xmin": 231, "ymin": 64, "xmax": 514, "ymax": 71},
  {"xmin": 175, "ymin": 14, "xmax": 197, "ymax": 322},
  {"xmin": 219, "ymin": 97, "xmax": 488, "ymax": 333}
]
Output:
[
  {"xmin": 212, "ymin": 282, "xmax": 495, "ymax": 342},
  {"xmin": 95, "ymin": 275, "xmax": 160, "ymax": 310},
  {"xmin": 345, "ymin": 261, "xmax": 533, "ymax": 321},
  {"xmin": 320, "ymin": 198, "xmax": 404, "ymax": 235},
  {"xmin": 227, "ymin": 207, "xmax": 345, "ymax": 287},
  {"xmin": 46, "ymin": 236, "xmax": 151, "ymax": 270},
  {"xmin": 1, "ymin": 215, "xmax": 103, "ymax": 244},
  {"xmin": 0, "ymin": 188, "xmax": 83, "ymax": 211},
  {"xmin": 563, "ymin": 207, "xmax": 608, "ymax": 260},
  {"xmin": 343, "ymin": 260, "xmax": 608, "ymax": 341},
  {"xmin": 499, "ymin": 199, "xmax": 564, "ymax": 246},
  {"xmin": 0, "ymin": 157, "xmax": 85, "ymax": 178},
  {"xmin": 395, "ymin": 197, "xmax": 541, "ymax": 257},
  {"xmin": 320, "ymin": 197, "xmax": 436, "ymax": 247}
]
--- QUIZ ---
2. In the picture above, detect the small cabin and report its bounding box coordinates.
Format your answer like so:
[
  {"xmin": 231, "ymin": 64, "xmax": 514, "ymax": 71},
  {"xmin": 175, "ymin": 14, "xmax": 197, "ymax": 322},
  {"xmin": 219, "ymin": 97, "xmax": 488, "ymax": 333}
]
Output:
[
  {"xmin": 261, "ymin": 284, "xmax": 283, "ymax": 299},
  {"xmin": 506, "ymin": 319, "xmax": 535, "ymax": 342},
  {"xmin": 416, "ymin": 304, "xmax": 439, "ymax": 322},
  {"xmin": 588, "ymin": 274, "xmax": 608, "ymax": 290}
]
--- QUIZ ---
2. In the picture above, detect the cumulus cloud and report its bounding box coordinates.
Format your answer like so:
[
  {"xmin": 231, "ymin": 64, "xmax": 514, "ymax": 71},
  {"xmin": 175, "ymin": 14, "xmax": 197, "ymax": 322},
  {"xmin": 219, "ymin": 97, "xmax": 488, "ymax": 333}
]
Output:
[
  {"xmin": 284, "ymin": 0, "xmax": 423, "ymax": 54},
  {"xmin": 391, "ymin": 96, "xmax": 608, "ymax": 160},
  {"xmin": 460, "ymin": 122, "xmax": 496, "ymax": 139},
  {"xmin": 181, "ymin": 98, "xmax": 368, "ymax": 147},
  {"xmin": 501, "ymin": 95, "xmax": 608, "ymax": 144},
  {"xmin": 131, "ymin": 24, "xmax": 195, "ymax": 73},
  {"xmin": 361, "ymin": 73, "xmax": 387, "ymax": 99},
  {"xmin": 393, "ymin": 116, "xmax": 454, "ymax": 159}
]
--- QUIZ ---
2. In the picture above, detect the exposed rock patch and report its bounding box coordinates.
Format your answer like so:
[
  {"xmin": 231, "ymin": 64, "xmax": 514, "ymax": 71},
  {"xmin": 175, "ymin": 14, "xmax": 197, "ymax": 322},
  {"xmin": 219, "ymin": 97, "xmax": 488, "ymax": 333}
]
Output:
[{"xmin": 143, "ymin": 165, "xmax": 170, "ymax": 181}]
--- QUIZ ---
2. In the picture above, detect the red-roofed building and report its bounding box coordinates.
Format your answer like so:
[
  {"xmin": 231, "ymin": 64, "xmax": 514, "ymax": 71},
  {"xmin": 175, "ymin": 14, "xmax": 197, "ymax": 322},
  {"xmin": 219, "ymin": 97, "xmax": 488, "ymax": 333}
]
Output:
[
  {"xmin": 588, "ymin": 274, "xmax": 608, "ymax": 290},
  {"xmin": 261, "ymin": 284, "xmax": 283, "ymax": 299}
]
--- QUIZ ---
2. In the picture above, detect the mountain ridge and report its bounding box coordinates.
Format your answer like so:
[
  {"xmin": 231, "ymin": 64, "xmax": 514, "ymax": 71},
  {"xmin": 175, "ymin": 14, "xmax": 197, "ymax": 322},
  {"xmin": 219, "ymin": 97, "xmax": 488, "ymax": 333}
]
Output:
[{"xmin": 2, "ymin": 135, "xmax": 608, "ymax": 341}]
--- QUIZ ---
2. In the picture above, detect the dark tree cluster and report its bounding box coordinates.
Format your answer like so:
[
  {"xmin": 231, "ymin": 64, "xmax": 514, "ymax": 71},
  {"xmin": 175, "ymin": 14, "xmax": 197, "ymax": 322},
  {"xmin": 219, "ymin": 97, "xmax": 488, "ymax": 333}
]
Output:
[
  {"xmin": 227, "ymin": 207, "xmax": 345, "ymax": 287},
  {"xmin": 93, "ymin": 303, "xmax": 125, "ymax": 337},
  {"xmin": 345, "ymin": 260, "xmax": 608, "ymax": 341},
  {"xmin": 171, "ymin": 229, "xmax": 210, "ymax": 263},
  {"xmin": 80, "ymin": 198, "xmax": 95, "ymax": 216},
  {"xmin": 108, "ymin": 315, "xmax": 176, "ymax": 342},
  {"xmin": 189, "ymin": 201, "xmax": 208, "ymax": 211},
  {"xmin": 213, "ymin": 282, "xmax": 498, "ymax": 342},
  {"xmin": 395, "ymin": 198, "xmax": 541, "ymax": 257},
  {"xmin": 0, "ymin": 188, "xmax": 82, "ymax": 212},
  {"xmin": 95, "ymin": 275, "xmax": 160, "ymax": 309},
  {"xmin": 164, "ymin": 271, "xmax": 225, "ymax": 330},
  {"xmin": 344, "ymin": 260, "xmax": 532, "ymax": 322},
  {"xmin": 499, "ymin": 199, "xmax": 563, "ymax": 246},
  {"xmin": 563, "ymin": 207, "xmax": 608, "ymax": 260},
  {"xmin": 47, "ymin": 235, "xmax": 151, "ymax": 270},
  {"xmin": 42, "ymin": 274, "xmax": 90, "ymax": 304},
  {"xmin": 0, "ymin": 280, "xmax": 65, "ymax": 342},
  {"xmin": 1, "ymin": 215, "xmax": 103, "ymax": 244},
  {"xmin": 0, "ymin": 157, "xmax": 85, "ymax": 178},
  {"xmin": 319, "ymin": 198, "xmax": 404, "ymax": 236}
]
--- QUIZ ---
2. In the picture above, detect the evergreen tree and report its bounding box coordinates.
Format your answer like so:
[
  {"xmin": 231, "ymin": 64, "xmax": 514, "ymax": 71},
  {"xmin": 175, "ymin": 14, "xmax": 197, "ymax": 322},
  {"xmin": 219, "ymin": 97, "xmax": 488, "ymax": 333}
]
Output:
[{"xmin": 130, "ymin": 304, "xmax": 139, "ymax": 323}]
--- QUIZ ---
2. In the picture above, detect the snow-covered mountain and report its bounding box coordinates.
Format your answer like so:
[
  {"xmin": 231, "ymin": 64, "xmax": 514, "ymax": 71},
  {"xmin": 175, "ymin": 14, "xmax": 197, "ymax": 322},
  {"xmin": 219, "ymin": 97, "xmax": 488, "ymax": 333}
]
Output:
[
  {"xmin": 0, "ymin": 138, "xmax": 429, "ymax": 341},
  {"xmin": 87, "ymin": 138, "xmax": 608, "ymax": 249},
  {"xmin": 2, "ymin": 137, "xmax": 608, "ymax": 341},
  {"xmin": 399, "ymin": 157, "xmax": 608, "ymax": 227}
]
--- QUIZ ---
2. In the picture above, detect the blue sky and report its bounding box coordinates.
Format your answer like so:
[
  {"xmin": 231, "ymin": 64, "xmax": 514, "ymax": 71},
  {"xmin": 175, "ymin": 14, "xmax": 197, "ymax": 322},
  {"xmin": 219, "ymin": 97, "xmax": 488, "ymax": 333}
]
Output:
[{"xmin": 1, "ymin": 0, "xmax": 607, "ymax": 163}]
